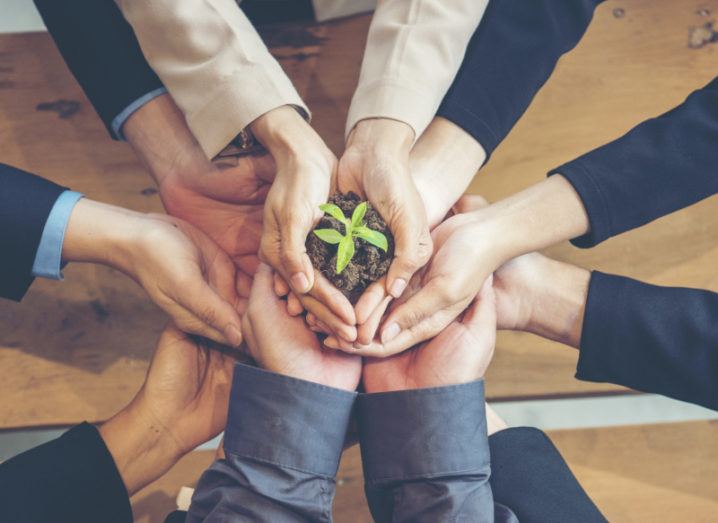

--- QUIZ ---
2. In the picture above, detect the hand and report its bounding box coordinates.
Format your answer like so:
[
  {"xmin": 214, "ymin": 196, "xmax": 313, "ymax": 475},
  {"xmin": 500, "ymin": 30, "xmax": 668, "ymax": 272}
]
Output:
[
  {"xmin": 252, "ymin": 106, "xmax": 357, "ymax": 338},
  {"xmin": 339, "ymin": 118, "xmax": 433, "ymax": 301},
  {"xmin": 352, "ymin": 116, "xmax": 486, "ymax": 344},
  {"xmin": 63, "ymin": 200, "xmax": 244, "ymax": 346},
  {"xmin": 100, "ymin": 324, "xmax": 237, "ymax": 494},
  {"xmin": 242, "ymin": 263, "xmax": 362, "ymax": 391},
  {"xmin": 363, "ymin": 276, "xmax": 497, "ymax": 393}
]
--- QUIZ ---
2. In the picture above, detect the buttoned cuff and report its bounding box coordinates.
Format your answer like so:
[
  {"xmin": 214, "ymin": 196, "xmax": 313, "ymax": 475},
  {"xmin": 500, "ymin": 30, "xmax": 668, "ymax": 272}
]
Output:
[
  {"xmin": 111, "ymin": 87, "xmax": 168, "ymax": 140},
  {"xmin": 224, "ymin": 363, "xmax": 357, "ymax": 478},
  {"xmin": 31, "ymin": 190, "xmax": 83, "ymax": 280},
  {"xmin": 345, "ymin": 78, "xmax": 438, "ymax": 140},
  {"xmin": 187, "ymin": 66, "xmax": 310, "ymax": 159},
  {"xmin": 357, "ymin": 380, "xmax": 489, "ymax": 483}
]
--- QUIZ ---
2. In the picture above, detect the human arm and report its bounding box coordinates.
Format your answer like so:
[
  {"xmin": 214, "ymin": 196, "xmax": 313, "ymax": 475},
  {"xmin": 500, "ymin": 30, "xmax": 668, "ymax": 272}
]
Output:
[
  {"xmin": 116, "ymin": 0, "xmax": 308, "ymax": 159},
  {"xmin": 33, "ymin": 0, "xmax": 164, "ymax": 138},
  {"xmin": 187, "ymin": 264, "xmax": 361, "ymax": 521},
  {"xmin": 0, "ymin": 323, "xmax": 237, "ymax": 523}
]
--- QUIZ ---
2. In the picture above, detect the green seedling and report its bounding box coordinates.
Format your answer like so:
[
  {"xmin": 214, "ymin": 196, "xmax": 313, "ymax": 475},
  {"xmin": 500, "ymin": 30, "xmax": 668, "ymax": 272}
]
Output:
[{"xmin": 313, "ymin": 201, "xmax": 388, "ymax": 274}]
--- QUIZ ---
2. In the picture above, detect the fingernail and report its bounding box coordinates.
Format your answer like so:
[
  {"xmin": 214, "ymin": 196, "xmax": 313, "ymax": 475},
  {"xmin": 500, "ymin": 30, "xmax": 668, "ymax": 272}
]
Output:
[
  {"xmin": 353, "ymin": 343, "xmax": 372, "ymax": 351},
  {"xmin": 324, "ymin": 337, "xmax": 339, "ymax": 349},
  {"xmin": 226, "ymin": 325, "xmax": 243, "ymax": 347},
  {"xmin": 291, "ymin": 272, "xmax": 310, "ymax": 293},
  {"xmin": 389, "ymin": 278, "xmax": 407, "ymax": 298},
  {"xmin": 381, "ymin": 322, "xmax": 400, "ymax": 344}
]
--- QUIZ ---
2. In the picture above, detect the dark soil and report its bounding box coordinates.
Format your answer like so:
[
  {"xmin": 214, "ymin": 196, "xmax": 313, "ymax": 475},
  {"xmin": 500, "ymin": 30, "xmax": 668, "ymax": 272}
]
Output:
[{"xmin": 306, "ymin": 192, "xmax": 394, "ymax": 304}]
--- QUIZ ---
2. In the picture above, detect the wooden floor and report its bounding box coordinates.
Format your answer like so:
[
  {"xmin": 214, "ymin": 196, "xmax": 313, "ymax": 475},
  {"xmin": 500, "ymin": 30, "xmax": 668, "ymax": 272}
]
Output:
[
  {"xmin": 0, "ymin": 0, "xmax": 717, "ymax": 519},
  {"xmin": 131, "ymin": 420, "xmax": 718, "ymax": 523}
]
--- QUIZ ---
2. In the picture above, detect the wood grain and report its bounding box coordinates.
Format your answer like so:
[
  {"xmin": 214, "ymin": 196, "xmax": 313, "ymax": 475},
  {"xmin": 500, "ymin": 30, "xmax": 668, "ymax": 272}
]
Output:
[
  {"xmin": 0, "ymin": 0, "xmax": 716, "ymax": 427},
  {"xmin": 131, "ymin": 420, "xmax": 718, "ymax": 522}
]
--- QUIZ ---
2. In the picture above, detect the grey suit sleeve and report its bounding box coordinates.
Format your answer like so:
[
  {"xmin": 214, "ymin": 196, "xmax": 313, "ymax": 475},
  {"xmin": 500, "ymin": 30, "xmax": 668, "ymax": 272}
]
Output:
[
  {"xmin": 357, "ymin": 380, "xmax": 513, "ymax": 523},
  {"xmin": 187, "ymin": 363, "xmax": 357, "ymax": 523}
]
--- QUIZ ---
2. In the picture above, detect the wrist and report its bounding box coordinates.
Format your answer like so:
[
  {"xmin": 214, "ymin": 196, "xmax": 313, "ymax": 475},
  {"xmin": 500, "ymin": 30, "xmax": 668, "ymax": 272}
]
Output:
[
  {"xmin": 523, "ymin": 257, "xmax": 589, "ymax": 348},
  {"xmin": 347, "ymin": 118, "xmax": 414, "ymax": 155},
  {"xmin": 250, "ymin": 105, "xmax": 332, "ymax": 166},
  {"xmin": 99, "ymin": 398, "xmax": 182, "ymax": 495},
  {"xmin": 61, "ymin": 199, "xmax": 147, "ymax": 272}
]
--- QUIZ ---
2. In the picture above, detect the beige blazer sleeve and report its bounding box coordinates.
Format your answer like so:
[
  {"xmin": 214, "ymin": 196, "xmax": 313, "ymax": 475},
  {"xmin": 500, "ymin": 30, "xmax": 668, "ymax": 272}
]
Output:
[
  {"xmin": 345, "ymin": 0, "xmax": 488, "ymax": 139},
  {"xmin": 116, "ymin": 0, "xmax": 309, "ymax": 159}
]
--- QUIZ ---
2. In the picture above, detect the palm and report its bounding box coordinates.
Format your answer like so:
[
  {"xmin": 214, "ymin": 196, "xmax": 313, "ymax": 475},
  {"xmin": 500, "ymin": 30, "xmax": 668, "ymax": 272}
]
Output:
[
  {"xmin": 142, "ymin": 325, "xmax": 236, "ymax": 455},
  {"xmin": 159, "ymin": 155, "xmax": 274, "ymax": 275},
  {"xmin": 244, "ymin": 265, "xmax": 362, "ymax": 391}
]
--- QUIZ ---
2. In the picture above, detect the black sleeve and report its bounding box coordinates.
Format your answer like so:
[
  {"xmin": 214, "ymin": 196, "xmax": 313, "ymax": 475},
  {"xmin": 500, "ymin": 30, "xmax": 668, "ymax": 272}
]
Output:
[
  {"xmin": 0, "ymin": 163, "xmax": 67, "ymax": 301},
  {"xmin": 489, "ymin": 427, "xmax": 607, "ymax": 523},
  {"xmin": 0, "ymin": 423, "xmax": 132, "ymax": 523},
  {"xmin": 437, "ymin": 0, "xmax": 603, "ymax": 160},
  {"xmin": 577, "ymin": 271, "xmax": 718, "ymax": 411},
  {"xmin": 33, "ymin": 0, "xmax": 163, "ymax": 137},
  {"xmin": 552, "ymin": 76, "xmax": 718, "ymax": 248}
]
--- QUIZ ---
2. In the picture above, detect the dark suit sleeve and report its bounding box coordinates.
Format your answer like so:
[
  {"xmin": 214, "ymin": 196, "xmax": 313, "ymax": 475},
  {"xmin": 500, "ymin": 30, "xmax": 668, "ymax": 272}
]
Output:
[
  {"xmin": 552, "ymin": 76, "xmax": 718, "ymax": 248},
  {"xmin": 437, "ymin": 0, "xmax": 603, "ymax": 160},
  {"xmin": 0, "ymin": 163, "xmax": 66, "ymax": 301},
  {"xmin": 489, "ymin": 427, "xmax": 607, "ymax": 523},
  {"xmin": 33, "ymin": 0, "xmax": 164, "ymax": 137},
  {"xmin": 577, "ymin": 271, "xmax": 718, "ymax": 411},
  {"xmin": 0, "ymin": 423, "xmax": 132, "ymax": 523}
]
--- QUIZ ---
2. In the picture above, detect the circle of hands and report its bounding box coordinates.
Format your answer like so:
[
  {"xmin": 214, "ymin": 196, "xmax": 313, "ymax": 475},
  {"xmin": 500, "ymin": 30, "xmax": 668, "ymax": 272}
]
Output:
[{"xmin": 137, "ymin": 119, "xmax": 547, "ymax": 454}]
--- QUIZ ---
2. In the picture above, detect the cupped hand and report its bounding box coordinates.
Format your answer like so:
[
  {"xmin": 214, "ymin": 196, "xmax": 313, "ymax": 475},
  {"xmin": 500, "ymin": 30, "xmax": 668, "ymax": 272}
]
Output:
[
  {"xmin": 243, "ymin": 264, "xmax": 362, "ymax": 391},
  {"xmin": 363, "ymin": 276, "xmax": 497, "ymax": 393},
  {"xmin": 338, "ymin": 118, "xmax": 432, "ymax": 301}
]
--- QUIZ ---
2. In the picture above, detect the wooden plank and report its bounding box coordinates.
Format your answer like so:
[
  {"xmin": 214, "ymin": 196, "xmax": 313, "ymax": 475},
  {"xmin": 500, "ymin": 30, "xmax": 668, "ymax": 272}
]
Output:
[
  {"xmin": 130, "ymin": 420, "xmax": 718, "ymax": 522},
  {"xmin": 0, "ymin": 0, "xmax": 717, "ymax": 428}
]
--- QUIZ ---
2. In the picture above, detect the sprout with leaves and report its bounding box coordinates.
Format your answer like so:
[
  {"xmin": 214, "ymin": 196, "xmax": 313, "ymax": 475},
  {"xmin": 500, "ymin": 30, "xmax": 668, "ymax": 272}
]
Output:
[{"xmin": 313, "ymin": 201, "xmax": 388, "ymax": 274}]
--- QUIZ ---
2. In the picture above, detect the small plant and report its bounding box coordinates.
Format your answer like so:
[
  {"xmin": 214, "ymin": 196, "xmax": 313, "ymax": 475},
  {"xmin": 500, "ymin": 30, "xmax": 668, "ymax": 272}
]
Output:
[{"xmin": 313, "ymin": 201, "xmax": 388, "ymax": 274}]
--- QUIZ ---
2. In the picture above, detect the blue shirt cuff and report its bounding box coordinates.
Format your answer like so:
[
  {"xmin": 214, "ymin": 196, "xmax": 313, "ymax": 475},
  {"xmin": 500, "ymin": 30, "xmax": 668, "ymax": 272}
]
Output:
[
  {"xmin": 111, "ymin": 87, "xmax": 168, "ymax": 140},
  {"xmin": 31, "ymin": 191, "xmax": 84, "ymax": 280}
]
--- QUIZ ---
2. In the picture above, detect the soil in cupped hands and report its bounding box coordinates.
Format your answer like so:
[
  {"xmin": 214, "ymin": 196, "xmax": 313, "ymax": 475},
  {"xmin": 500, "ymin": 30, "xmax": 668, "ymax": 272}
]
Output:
[{"xmin": 306, "ymin": 192, "xmax": 394, "ymax": 304}]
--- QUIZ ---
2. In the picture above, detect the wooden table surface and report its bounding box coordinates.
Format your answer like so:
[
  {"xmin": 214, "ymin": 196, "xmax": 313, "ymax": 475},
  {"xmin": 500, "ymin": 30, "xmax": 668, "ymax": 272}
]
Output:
[{"xmin": 0, "ymin": 0, "xmax": 716, "ymax": 424}]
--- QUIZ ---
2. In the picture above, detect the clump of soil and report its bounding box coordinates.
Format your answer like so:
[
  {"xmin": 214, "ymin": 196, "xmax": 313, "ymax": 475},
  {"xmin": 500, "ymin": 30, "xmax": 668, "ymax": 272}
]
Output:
[{"xmin": 306, "ymin": 192, "xmax": 394, "ymax": 304}]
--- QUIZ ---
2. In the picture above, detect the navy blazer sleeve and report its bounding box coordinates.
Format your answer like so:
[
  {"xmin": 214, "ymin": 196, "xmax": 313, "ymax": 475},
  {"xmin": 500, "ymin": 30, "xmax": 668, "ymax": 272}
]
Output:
[
  {"xmin": 0, "ymin": 423, "xmax": 132, "ymax": 523},
  {"xmin": 33, "ymin": 0, "xmax": 163, "ymax": 137},
  {"xmin": 552, "ymin": 77, "xmax": 718, "ymax": 248},
  {"xmin": 577, "ymin": 272, "xmax": 718, "ymax": 411},
  {"xmin": 0, "ymin": 163, "xmax": 66, "ymax": 301},
  {"xmin": 437, "ymin": 0, "xmax": 603, "ymax": 160}
]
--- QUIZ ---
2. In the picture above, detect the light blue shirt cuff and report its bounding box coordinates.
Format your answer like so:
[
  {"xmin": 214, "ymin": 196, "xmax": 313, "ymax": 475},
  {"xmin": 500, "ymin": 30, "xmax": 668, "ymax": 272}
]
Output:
[
  {"xmin": 32, "ymin": 191, "xmax": 84, "ymax": 280},
  {"xmin": 111, "ymin": 87, "xmax": 168, "ymax": 140}
]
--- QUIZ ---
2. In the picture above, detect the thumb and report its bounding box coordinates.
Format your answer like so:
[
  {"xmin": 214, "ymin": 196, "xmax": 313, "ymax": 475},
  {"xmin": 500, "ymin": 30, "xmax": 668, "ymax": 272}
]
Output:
[{"xmin": 386, "ymin": 212, "xmax": 432, "ymax": 299}]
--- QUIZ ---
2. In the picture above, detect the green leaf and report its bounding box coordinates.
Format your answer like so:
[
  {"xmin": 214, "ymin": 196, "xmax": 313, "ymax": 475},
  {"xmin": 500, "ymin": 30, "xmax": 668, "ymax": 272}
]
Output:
[
  {"xmin": 351, "ymin": 201, "xmax": 367, "ymax": 228},
  {"xmin": 336, "ymin": 235, "xmax": 355, "ymax": 274},
  {"xmin": 319, "ymin": 203, "xmax": 347, "ymax": 224},
  {"xmin": 353, "ymin": 226, "xmax": 388, "ymax": 252},
  {"xmin": 313, "ymin": 228, "xmax": 344, "ymax": 244}
]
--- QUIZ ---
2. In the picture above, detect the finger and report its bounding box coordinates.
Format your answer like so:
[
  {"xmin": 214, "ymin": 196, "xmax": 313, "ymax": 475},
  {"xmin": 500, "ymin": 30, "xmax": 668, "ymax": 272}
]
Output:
[
  {"xmin": 278, "ymin": 213, "xmax": 315, "ymax": 294},
  {"xmin": 176, "ymin": 277, "xmax": 244, "ymax": 347},
  {"xmin": 323, "ymin": 336, "xmax": 355, "ymax": 351},
  {"xmin": 306, "ymin": 312, "xmax": 318, "ymax": 326},
  {"xmin": 310, "ymin": 274, "xmax": 356, "ymax": 325},
  {"xmin": 273, "ymin": 272, "xmax": 290, "ymax": 297},
  {"xmin": 235, "ymin": 269, "xmax": 253, "ymax": 300},
  {"xmin": 379, "ymin": 277, "xmax": 461, "ymax": 347},
  {"xmin": 173, "ymin": 308, "xmax": 234, "ymax": 347},
  {"xmin": 356, "ymin": 295, "xmax": 392, "ymax": 346},
  {"xmin": 453, "ymin": 194, "xmax": 489, "ymax": 214},
  {"xmin": 300, "ymin": 294, "xmax": 357, "ymax": 342},
  {"xmin": 287, "ymin": 292, "xmax": 304, "ymax": 316},
  {"xmin": 386, "ymin": 218, "xmax": 432, "ymax": 299},
  {"xmin": 316, "ymin": 320, "xmax": 332, "ymax": 336},
  {"xmin": 354, "ymin": 277, "xmax": 388, "ymax": 325}
]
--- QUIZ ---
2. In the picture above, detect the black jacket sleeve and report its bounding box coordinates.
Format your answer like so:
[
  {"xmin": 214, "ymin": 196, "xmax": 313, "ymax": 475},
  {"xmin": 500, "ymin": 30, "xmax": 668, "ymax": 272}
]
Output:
[
  {"xmin": 0, "ymin": 163, "xmax": 66, "ymax": 301},
  {"xmin": 437, "ymin": 0, "xmax": 603, "ymax": 160},
  {"xmin": 33, "ymin": 0, "xmax": 163, "ymax": 137},
  {"xmin": 577, "ymin": 271, "xmax": 718, "ymax": 411},
  {"xmin": 489, "ymin": 427, "xmax": 607, "ymax": 523},
  {"xmin": 553, "ymin": 76, "xmax": 718, "ymax": 248},
  {"xmin": 0, "ymin": 423, "xmax": 132, "ymax": 523}
]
